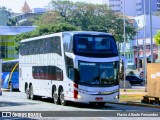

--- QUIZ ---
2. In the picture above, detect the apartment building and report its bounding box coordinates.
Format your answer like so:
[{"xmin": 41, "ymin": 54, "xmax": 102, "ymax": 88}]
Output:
[
  {"xmin": 102, "ymin": 0, "xmax": 142, "ymax": 16},
  {"xmin": 102, "ymin": 0, "xmax": 160, "ymax": 16},
  {"xmin": 0, "ymin": 26, "xmax": 36, "ymax": 59}
]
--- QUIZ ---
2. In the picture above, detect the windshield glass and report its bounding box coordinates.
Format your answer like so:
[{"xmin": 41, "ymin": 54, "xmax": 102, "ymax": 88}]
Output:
[
  {"xmin": 78, "ymin": 61, "xmax": 119, "ymax": 86},
  {"xmin": 74, "ymin": 35, "xmax": 118, "ymax": 54}
]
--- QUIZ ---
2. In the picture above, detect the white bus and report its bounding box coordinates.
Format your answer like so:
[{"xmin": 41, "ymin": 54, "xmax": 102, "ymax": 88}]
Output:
[{"xmin": 19, "ymin": 31, "xmax": 120, "ymax": 106}]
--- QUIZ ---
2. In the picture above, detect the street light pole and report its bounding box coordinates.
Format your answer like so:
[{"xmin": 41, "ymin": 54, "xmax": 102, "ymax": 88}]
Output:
[
  {"xmin": 143, "ymin": 0, "xmax": 147, "ymax": 92},
  {"xmin": 149, "ymin": 0, "xmax": 153, "ymax": 63},
  {"xmin": 0, "ymin": 39, "xmax": 2, "ymax": 95},
  {"xmin": 137, "ymin": 31, "xmax": 139, "ymax": 71},
  {"xmin": 123, "ymin": 0, "xmax": 126, "ymax": 92}
]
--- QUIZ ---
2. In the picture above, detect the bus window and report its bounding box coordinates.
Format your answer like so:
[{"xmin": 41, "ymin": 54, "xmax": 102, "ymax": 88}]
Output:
[
  {"xmin": 32, "ymin": 66, "xmax": 63, "ymax": 81},
  {"xmin": 74, "ymin": 35, "xmax": 118, "ymax": 57},
  {"xmin": 68, "ymin": 68, "xmax": 74, "ymax": 81},
  {"xmin": 63, "ymin": 34, "xmax": 73, "ymax": 53}
]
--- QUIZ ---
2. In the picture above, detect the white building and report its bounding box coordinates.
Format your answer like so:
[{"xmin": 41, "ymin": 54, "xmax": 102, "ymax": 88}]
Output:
[
  {"xmin": 120, "ymin": 15, "xmax": 160, "ymax": 69},
  {"xmin": 134, "ymin": 15, "xmax": 160, "ymax": 42},
  {"xmin": 102, "ymin": 0, "xmax": 142, "ymax": 16},
  {"xmin": 131, "ymin": 15, "xmax": 160, "ymax": 69}
]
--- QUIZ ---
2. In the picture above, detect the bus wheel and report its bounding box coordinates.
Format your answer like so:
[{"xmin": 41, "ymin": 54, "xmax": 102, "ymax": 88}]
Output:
[
  {"xmin": 29, "ymin": 85, "xmax": 35, "ymax": 100},
  {"xmin": 97, "ymin": 102, "xmax": 106, "ymax": 107},
  {"xmin": 9, "ymin": 83, "xmax": 13, "ymax": 92},
  {"xmin": 53, "ymin": 91, "xmax": 59, "ymax": 105},
  {"xmin": 60, "ymin": 89, "xmax": 67, "ymax": 106}
]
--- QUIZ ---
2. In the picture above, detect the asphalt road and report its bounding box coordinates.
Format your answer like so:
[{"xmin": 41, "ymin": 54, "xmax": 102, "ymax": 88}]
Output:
[
  {"xmin": 0, "ymin": 91, "xmax": 160, "ymax": 119},
  {"xmin": 0, "ymin": 91, "xmax": 160, "ymax": 112}
]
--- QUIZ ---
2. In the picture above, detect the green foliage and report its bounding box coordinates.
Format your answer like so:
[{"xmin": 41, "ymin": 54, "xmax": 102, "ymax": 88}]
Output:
[
  {"xmin": 14, "ymin": 0, "xmax": 136, "ymax": 53},
  {"xmin": 50, "ymin": 0, "xmax": 136, "ymax": 43},
  {"xmin": 34, "ymin": 11, "xmax": 63, "ymax": 26},
  {"xmin": 154, "ymin": 30, "xmax": 160, "ymax": 45},
  {"xmin": 7, "ymin": 17, "xmax": 18, "ymax": 26}
]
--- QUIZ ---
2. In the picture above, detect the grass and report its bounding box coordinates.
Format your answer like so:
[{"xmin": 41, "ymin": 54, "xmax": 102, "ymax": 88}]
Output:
[
  {"xmin": 119, "ymin": 89, "xmax": 147, "ymax": 102},
  {"xmin": 120, "ymin": 89, "xmax": 146, "ymax": 92},
  {"xmin": 119, "ymin": 94, "xmax": 145, "ymax": 102}
]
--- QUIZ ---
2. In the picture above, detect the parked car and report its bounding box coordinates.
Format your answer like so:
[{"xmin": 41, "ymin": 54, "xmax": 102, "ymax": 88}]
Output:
[{"xmin": 125, "ymin": 75, "xmax": 144, "ymax": 85}]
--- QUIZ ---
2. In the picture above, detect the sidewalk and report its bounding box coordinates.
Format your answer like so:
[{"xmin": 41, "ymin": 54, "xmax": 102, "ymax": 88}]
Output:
[{"xmin": 117, "ymin": 88, "xmax": 160, "ymax": 108}]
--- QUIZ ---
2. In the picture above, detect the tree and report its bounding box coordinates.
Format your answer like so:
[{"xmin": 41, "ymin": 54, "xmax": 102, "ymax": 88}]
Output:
[
  {"xmin": 49, "ymin": 0, "xmax": 136, "ymax": 43},
  {"xmin": 33, "ymin": 11, "xmax": 63, "ymax": 25},
  {"xmin": 7, "ymin": 17, "xmax": 18, "ymax": 26},
  {"xmin": 154, "ymin": 30, "xmax": 160, "ymax": 45}
]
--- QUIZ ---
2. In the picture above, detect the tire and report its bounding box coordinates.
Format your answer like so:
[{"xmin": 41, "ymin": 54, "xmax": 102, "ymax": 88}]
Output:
[
  {"xmin": 9, "ymin": 83, "xmax": 13, "ymax": 92},
  {"xmin": 53, "ymin": 91, "xmax": 59, "ymax": 105},
  {"xmin": 59, "ymin": 89, "xmax": 67, "ymax": 106},
  {"xmin": 97, "ymin": 102, "xmax": 106, "ymax": 107}
]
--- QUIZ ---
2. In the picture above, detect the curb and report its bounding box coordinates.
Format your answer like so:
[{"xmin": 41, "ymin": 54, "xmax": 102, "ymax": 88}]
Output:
[{"xmin": 107, "ymin": 102, "xmax": 160, "ymax": 109}]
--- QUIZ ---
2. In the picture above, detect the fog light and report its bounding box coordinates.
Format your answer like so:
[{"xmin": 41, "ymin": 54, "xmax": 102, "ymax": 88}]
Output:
[
  {"xmin": 114, "ymin": 95, "xmax": 119, "ymax": 99},
  {"xmin": 77, "ymin": 94, "xmax": 81, "ymax": 99}
]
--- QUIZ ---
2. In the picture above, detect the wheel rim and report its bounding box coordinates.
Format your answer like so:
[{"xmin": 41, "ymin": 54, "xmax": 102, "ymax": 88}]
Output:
[
  {"xmin": 53, "ymin": 92, "xmax": 58, "ymax": 104},
  {"xmin": 9, "ymin": 83, "xmax": 13, "ymax": 92},
  {"xmin": 26, "ymin": 88, "xmax": 30, "ymax": 99},
  {"xmin": 60, "ymin": 91, "xmax": 65, "ymax": 105},
  {"xmin": 30, "ymin": 86, "xmax": 33, "ymax": 99}
]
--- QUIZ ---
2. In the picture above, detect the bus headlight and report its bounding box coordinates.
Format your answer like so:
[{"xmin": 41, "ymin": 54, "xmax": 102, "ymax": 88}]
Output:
[
  {"xmin": 77, "ymin": 94, "xmax": 81, "ymax": 99},
  {"xmin": 114, "ymin": 95, "xmax": 119, "ymax": 99}
]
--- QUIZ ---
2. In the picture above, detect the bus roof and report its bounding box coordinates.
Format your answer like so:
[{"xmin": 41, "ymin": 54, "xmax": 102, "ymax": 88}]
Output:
[
  {"xmin": 2, "ymin": 59, "xmax": 19, "ymax": 63},
  {"xmin": 21, "ymin": 31, "xmax": 113, "ymax": 43}
]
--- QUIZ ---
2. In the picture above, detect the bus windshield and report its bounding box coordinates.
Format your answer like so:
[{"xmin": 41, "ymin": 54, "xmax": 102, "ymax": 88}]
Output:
[
  {"xmin": 74, "ymin": 35, "xmax": 118, "ymax": 56},
  {"xmin": 78, "ymin": 61, "xmax": 119, "ymax": 86}
]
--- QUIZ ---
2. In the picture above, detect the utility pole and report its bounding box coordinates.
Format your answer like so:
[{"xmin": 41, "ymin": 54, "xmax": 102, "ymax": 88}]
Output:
[
  {"xmin": 149, "ymin": 0, "xmax": 153, "ymax": 62},
  {"xmin": 137, "ymin": 31, "xmax": 139, "ymax": 71},
  {"xmin": 0, "ymin": 40, "xmax": 2, "ymax": 95},
  {"xmin": 143, "ymin": 0, "xmax": 147, "ymax": 92},
  {"xmin": 123, "ymin": 0, "xmax": 126, "ymax": 92}
]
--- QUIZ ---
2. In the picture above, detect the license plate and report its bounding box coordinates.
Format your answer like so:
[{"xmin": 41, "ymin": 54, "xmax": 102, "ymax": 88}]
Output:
[{"xmin": 95, "ymin": 97, "xmax": 103, "ymax": 101}]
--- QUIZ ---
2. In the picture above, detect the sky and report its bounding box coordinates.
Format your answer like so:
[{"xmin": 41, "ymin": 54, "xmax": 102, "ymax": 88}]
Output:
[
  {"xmin": 0, "ymin": 0, "xmax": 51, "ymax": 13},
  {"xmin": 0, "ymin": 0, "xmax": 102, "ymax": 13}
]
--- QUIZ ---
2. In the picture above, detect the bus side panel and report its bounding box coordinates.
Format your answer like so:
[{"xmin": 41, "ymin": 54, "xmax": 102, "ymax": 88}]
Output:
[{"xmin": 11, "ymin": 72, "xmax": 19, "ymax": 89}]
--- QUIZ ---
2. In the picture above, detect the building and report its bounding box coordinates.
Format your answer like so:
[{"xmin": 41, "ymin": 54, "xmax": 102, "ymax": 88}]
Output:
[
  {"xmin": 21, "ymin": 0, "xmax": 32, "ymax": 13},
  {"xmin": 102, "ymin": 0, "xmax": 142, "ymax": 16},
  {"xmin": 142, "ymin": 0, "xmax": 160, "ymax": 15},
  {"xmin": 12, "ymin": 1, "xmax": 46, "ymax": 26},
  {"xmin": 119, "ymin": 15, "xmax": 160, "ymax": 69},
  {"xmin": 0, "ymin": 26, "xmax": 36, "ymax": 59},
  {"xmin": 133, "ymin": 15, "xmax": 160, "ymax": 66},
  {"xmin": 0, "ymin": 1, "xmax": 46, "ymax": 59},
  {"xmin": 122, "ymin": 15, "xmax": 160, "ymax": 69},
  {"xmin": 102, "ymin": 0, "xmax": 160, "ymax": 16},
  {"xmin": 0, "ymin": 9, "xmax": 9, "ymax": 25}
]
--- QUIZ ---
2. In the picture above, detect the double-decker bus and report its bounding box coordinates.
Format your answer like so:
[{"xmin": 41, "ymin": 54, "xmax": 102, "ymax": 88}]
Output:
[
  {"xmin": 2, "ymin": 59, "xmax": 19, "ymax": 91},
  {"xmin": 19, "ymin": 31, "xmax": 120, "ymax": 106}
]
